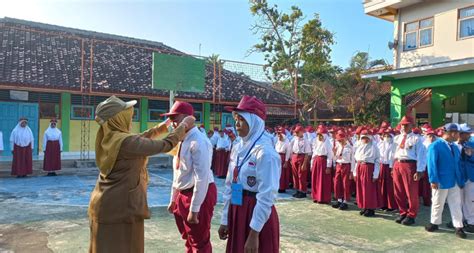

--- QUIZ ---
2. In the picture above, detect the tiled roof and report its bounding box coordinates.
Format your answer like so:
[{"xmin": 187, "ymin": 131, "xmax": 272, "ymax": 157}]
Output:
[
  {"xmin": 405, "ymin": 88, "xmax": 431, "ymax": 108},
  {"xmin": 0, "ymin": 17, "xmax": 295, "ymax": 105}
]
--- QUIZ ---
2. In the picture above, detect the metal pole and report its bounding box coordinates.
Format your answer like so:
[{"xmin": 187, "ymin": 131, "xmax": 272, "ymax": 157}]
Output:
[{"xmin": 169, "ymin": 90, "xmax": 175, "ymax": 111}]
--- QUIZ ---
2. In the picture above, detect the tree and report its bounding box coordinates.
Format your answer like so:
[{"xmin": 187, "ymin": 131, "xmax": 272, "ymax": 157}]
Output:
[{"xmin": 249, "ymin": 1, "xmax": 335, "ymax": 120}]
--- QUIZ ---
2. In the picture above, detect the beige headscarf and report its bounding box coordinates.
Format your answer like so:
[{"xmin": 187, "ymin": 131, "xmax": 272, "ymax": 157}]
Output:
[{"xmin": 95, "ymin": 107, "xmax": 134, "ymax": 177}]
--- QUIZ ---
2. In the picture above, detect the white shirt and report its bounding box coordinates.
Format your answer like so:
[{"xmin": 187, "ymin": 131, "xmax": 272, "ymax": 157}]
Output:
[
  {"xmin": 334, "ymin": 142, "xmax": 353, "ymax": 164},
  {"xmin": 216, "ymin": 136, "xmax": 231, "ymax": 151},
  {"xmin": 311, "ymin": 136, "xmax": 334, "ymax": 168},
  {"xmin": 392, "ymin": 132, "xmax": 427, "ymax": 172},
  {"xmin": 289, "ymin": 137, "xmax": 312, "ymax": 154},
  {"xmin": 378, "ymin": 139, "xmax": 394, "ymax": 167},
  {"xmin": 221, "ymin": 137, "xmax": 280, "ymax": 232},
  {"xmin": 275, "ymin": 138, "xmax": 291, "ymax": 162},
  {"xmin": 353, "ymin": 142, "xmax": 380, "ymax": 178},
  {"xmin": 43, "ymin": 127, "xmax": 63, "ymax": 151},
  {"xmin": 170, "ymin": 127, "xmax": 215, "ymax": 212}
]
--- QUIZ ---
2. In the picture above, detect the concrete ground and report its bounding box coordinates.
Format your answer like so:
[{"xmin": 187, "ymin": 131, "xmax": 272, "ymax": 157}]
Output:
[{"xmin": 0, "ymin": 167, "xmax": 473, "ymax": 253}]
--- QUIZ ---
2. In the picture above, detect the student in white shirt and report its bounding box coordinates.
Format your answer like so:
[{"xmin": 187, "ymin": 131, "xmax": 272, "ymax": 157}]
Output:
[
  {"xmin": 332, "ymin": 132, "xmax": 353, "ymax": 210},
  {"xmin": 391, "ymin": 116, "xmax": 427, "ymax": 226},
  {"xmin": 289, "ymin": 126, "xmax": 312, "ymax": 198},
  {"xmin": 42, "ymin": 118, "xmax": 63, "ymax": 176},
  {"xmin": 353, "ymin": 129, "xmax": 381, "ymax": 217},
  {"xmin": 219, "ymin": 95, "xmax": 280, "ymax": 253},
  {"xmin": 275, "ymin": 127, "xmax": 292, "ymax": 193},
  {"xmin": 377, "ymin": 128, "xmax": 398, "ymax": 211},
  {"xmin": 311, "ymin": 125, "xmax": 334, "ymax": 204},
  {"xmin": 215, "ymin": 130, "xmax": 231, "ymax": 178},
  {"xmin": 164, "ymin": 101, "xmax": 217, "ymax": 253},
  {"xmin": 419, "ymin": 128, "xmax": 438, "ymax": 207}
]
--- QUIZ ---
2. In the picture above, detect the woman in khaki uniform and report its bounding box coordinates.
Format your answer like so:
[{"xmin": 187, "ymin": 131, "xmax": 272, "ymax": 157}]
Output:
[{"xmin": 88, "ymin": 96, "xmax": 195, "ymax": 253}]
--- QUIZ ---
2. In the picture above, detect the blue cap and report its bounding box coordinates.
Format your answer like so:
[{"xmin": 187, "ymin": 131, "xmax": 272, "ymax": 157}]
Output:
[
  {"xmin": 459, "ymin": 123, "xmax": 473, "ymax": 133},
  {"xmin": 465, "ymin": 141, "xmax": 474, "ymax": 149},
  {"xmin": 444, "ymin": 123, "xmax": 459, "ymax": 132}
]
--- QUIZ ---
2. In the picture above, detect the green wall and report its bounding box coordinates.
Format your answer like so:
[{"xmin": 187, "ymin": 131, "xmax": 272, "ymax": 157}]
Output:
[{"xmin": 60, "ymin": 92, "xmax": 71, "ymax": 151}]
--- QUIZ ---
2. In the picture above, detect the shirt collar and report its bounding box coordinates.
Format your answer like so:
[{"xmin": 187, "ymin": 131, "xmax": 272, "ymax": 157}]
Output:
[{"xmin": 183, "ymin": 126, "xmax": 198, "ymax": 142}]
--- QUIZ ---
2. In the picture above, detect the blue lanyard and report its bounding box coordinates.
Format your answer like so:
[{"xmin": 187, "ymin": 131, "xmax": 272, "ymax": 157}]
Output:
[{"xmin": 233, "ymin": 131, "xmax": 265, "ymax": 182}]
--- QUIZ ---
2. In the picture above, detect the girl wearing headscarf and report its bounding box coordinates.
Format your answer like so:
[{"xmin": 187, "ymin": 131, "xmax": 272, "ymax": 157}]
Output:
[
  {"xmin": 10, "ymin": 117, "xmax": 34, "ymax": 178},
  {"xmin": 377, "ymin": 128, "xmax": 397, "ymax": 211},
  {"xmin": 88, "ymin": 96, "xmax": 194, "ymax": 253},
  {"xmin": 353, "ymin": 129, "xmax": 381, "ymax": 217},
  {"xmin": 42, "ymin": 118, "xmax": 63, "ymax": 176},
  {"xmin": 219, "ymin": 96, "xmax": 280, "ymax": 253},
  {"xmin": 311, "ymin": 125, "xmax": 334, "ymax": 204}
]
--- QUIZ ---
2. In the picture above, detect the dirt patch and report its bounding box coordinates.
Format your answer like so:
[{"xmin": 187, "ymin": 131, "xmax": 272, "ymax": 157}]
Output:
[{"xmin": 0, "ymin": 224, "xmax": 52, "ymax": 253}]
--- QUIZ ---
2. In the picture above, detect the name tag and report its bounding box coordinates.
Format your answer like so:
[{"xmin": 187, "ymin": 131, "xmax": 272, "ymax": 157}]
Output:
[{"xmin": 231, "ymin": 183, "xmax": 243, "ymax": 206}]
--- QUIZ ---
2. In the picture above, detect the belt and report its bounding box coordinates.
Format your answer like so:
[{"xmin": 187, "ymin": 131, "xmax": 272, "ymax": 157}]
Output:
[
  {"xmin": 279, "ymin": 153, "xmax": 286, "ymax": 155},
  {"xmin": 336, "ymin": 162, "xmax": 351, "ymax": 165},
  {"xmin": 396, "ymin": 159, "xmax": 416, "ymax": 163},
  {"xmin": 243, "ymin": 190, "xmax": 257, "ymax": 197},
  {"xmin": 316, "ymin": 155, "xmax": 328, "ymax": 158},
  {"xmin": 293, "ymin": 153, "xmax": 306, "ymax": 155},
  {"xmin": 358, "ymin": 161, "xmax": 374, "ymax": 165},
  {"xmin": 179, "ymin": 183, "xmax": 214, "ymax": 194}
]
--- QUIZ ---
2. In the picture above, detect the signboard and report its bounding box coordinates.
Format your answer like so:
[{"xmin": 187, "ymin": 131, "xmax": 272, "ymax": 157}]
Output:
[
  {"xmin": 152, "ymin": 52, "xmax": 205, "ymax": 93},
  {"xmin": 10, "ymin": 90, "xmax": 28, "ymax": 101}
]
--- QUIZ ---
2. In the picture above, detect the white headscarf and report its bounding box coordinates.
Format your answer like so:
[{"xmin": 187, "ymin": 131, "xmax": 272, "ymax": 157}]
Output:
[
  {"xmin": 235, "ymin": 112, "xmax": 271, "ymax": 159},
  {"xmin": 44, "ymin": 123, "xmax": 61, "ymax": 138},
  {"xmin": 43, "ymin": 123, "xmax": 62, "ymax": 151},
  {"xmin": 10, "ymin": 122, "xmax": 34, "ymax": 148}
]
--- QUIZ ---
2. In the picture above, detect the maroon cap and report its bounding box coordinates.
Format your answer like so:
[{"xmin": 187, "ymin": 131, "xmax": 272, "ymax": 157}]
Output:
[
  {"xmin": 294, "ymin": 126, "xmax": 305, "ymax": 133},
  {"xmin": 412, "ymin": 127, "xmax": 421, "ymax": 134},
  {"xmin": 317, "ymin": 125, "xmax": 328, "ymax": 134},
  {"xmin": 225, "ymin": 95, "xmax": 266, "ymax": 120},
  {"xmin": 380, "ymin": 121, "xmax": 390, "ymax": 128},
  {"xmin": 399, "ymin": 115, "xmax": 414, "ymax": 125},
  {"xmin": 161, "ymin": 101, "xmax": 194, "ymax": 117},
  {"xmin": 336, "ymin": 133, "xmax": 346, "ymax": 141}
]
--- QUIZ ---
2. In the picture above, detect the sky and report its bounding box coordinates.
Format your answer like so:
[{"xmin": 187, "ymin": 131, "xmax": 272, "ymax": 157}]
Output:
[{"xmin": 0, "ymin": 0, "xmax": 394, "ymax": 69}]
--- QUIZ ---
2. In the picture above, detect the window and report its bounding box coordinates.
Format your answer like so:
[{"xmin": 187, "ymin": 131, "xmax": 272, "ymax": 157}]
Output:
[
  {"xmin": 40, "ymin": 103, "xmax": 59, "ymax": 119},
  {"xmin": 149, "ymin": 109, "xmax": 166, "ymax": 122},
  {"xmin": 71, "ymin": 105, "xmax": 94, "ymax": 120},
  {"xmin": 194, "ymin": 112, "xmax": 202, "ymax": 123},
  {"xmin": 404, "ymin": 17, "xmax": 433, "ymax": 50},
  {"xmin": 133, "ymin": 108, "xmax": 139, "ymax": 122},
  {"xmin": 459, "ymin": 6, "xmax": 474, "ymax": 39}
]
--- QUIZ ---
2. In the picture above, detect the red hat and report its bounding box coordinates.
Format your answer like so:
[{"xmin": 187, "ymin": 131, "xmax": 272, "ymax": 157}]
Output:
[
  {"xmin": 377, "ymin": 128, "xmax": 386, "ymax": 135},
  {"xmin": 425, "ymin": 128, "xmax": 436, "ymax": 136},
  {"xmin": 355, "ymin": 126, "xmax": 364, "ymax": 135},
  {"xmin": 161, "ymin": 101, "xmax": 194, "ymax": 117},
  {"xmin": 306, "ymin": 126, "xmax": 315, "ymax": 133},
  {"xmin": 413, "ymin": 127, "xmax": 421, "ymax": 134},
  {"xmin": 317, "ymin": 125, "xmax": 328, "ymax": 134},
  {"xmin": 380, "ymin": 121, "xmax": 390, "ymax": 128},
  {"xmin": 225, "ymin": 95, "xmax": 266, "ymax": 120},
  {"xmin": 399, "ymin": 115, "xmax": 414, "ymax": 125},
  {"xmin": 421, "ymin": 123, "xmax": 431, "ymax": 131},
  {"xmin": 360, "ymin": 129, "xmax": 371, "ymax": 139},
  {"xmin": 294, "ymin": 126, "xmax": 305, "ymax": 133},
  {"xmin": 336, "ymin": 133, "xmax": 346, "ymax": 141},
  {"xmin": 384, "ymin": 128, "xmax": 394, "ymax": 135}
]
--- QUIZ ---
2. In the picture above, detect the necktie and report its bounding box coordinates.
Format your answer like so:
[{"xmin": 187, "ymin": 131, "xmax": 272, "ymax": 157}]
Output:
[
  {"xmin": 175, "ymin": 142, "xmax": 182, "ymax": 170},
  {"xmin": 399, "ymin": 134, "xmax": 407, "ymax": 149}
]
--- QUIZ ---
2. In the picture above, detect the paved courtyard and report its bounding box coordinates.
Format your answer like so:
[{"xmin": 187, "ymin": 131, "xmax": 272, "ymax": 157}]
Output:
[{"xmin": 0, "ymin": 167, "xmax": 473, "ymax": 252}]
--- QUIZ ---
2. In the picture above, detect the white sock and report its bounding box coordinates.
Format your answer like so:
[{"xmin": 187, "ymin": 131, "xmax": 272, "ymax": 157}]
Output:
[{"xmin": 338, "ymin": 199, "xmax": 343, "ymax": 203}]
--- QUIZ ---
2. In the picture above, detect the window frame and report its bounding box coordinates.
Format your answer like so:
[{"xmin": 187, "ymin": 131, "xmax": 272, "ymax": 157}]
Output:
[
  {"xmin": 194, "ymin": 111, "xmax": 202, "ymax": 123},
  {"xmin": 71, "ymin": 105, "xmax": 95, "ymax": 120},
  {"xmin": 403, "ymin": 17, "xmax": 434, "ymax": 51},
  {"xmin": 458, "ymin": 5, "xmax": 474, "ymax": 40},
  {"xmin": 148, "ymin": 109, "xmax": 166, "ymax": 122},
  {"xmin": 132, "ymin": 107, "xmax": 139, "ymax": 122}
]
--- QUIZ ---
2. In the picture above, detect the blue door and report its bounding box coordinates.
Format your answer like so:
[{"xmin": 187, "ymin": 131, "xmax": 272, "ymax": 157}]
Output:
[
  {"xmin": 221, "ymin": 113, "xmax": 235, "ymax": 130},
  {"xmin": 0, "ymin": 102, "xmax": 39, "ymax": 156}
]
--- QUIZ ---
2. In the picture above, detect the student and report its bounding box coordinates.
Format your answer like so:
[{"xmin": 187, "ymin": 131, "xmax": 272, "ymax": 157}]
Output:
[
  {"xmin": 311, "ymin": 125, "xmax": 334, "ymax": 204},
  {"xmin": 275, "ymin": 127, "xmax": 292, "ymax": 193},
  {"xmin": 10, "ymin": 117, "xmax": 34, "ymax": 178},
  {"xmin": 289, "ymin": 126, "xmax": 312, "ymax": 198},
  {"xmin": 164, "ymin": 101, "xmax": 217, "ymax": 253},
  {"xmin": 42, "ymin": 118, "xmax": 63, "ymax": 176},
  {"xmin": 332, "ymin": 132, "xmax": 353, "ymax": 210},
  {"xmin": 219, "ymin": 95, "xmax": 280, "ymax": 253}
]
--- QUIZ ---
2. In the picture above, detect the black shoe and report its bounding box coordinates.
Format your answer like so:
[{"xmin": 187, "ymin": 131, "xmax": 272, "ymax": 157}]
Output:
[
  {"xmin": 425, "ymin": 223, "xmax": 439, "ymax": 232},
  {"xmin": 332, "ymin": 202, "xmax": 342, "ymax": 209},
  {"xmin": 299, "ymin": 192, "xmax": 307, "ymax": 198},
  {"xmin": 455, "ymin": 228, "xmax": 467, "ymax": 239},
  {"xmin": 464, "ymin": 224, "xmax": 474, "ymax": 233},
  {"xmin": 52, "ymin": 172, "xmax": 57, "ymax": 176},
  {"xmin": 395, "ymin": 215, "xmax": 407, "ymax": 224},
  {"xmin": 289, "ymin": 183, "xmax": 294, "ymax": 189},
  {"xmin": 278, "ymin": 189, "xmax": 286, "ymax": 193},
  {"xmin": 339, "ymin": 203, "xmax": 349, "ymax": 210},
  {"xmin": 292, "ymin": 192, "xmax": 300, "ymax": 198},
  {"xmin": 386, "ymin": 208, "xmax": 396, "ymax": 212},
  {"xmin": 359, "ymin": 209, "xmax": 367, "ymax": 215},
  {"xmin": 447, "ymin": 221, "xmax": 454, "ymax": 229},
  {"xmin": 364, "ymin": 209, "xmax": 375, "ymax": 217},
  {"xmin": 380, "ymin": 207, "xmax": 388, "ymax": 211},
  {"xmin": 402, "ymin": 217, "xmax": 415, "ymax": 226}
]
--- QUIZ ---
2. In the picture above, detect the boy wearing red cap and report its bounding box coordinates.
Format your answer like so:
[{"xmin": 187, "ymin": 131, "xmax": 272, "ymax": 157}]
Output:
[
  {"xmin": 332, "ymin": 132, "xmax": 353, "ymax": 210},
  {"xmin": 391, "ymin": 116, "xmax": 427, "ymax": 225},
  {"xmin": 165, "ymin": 101, "xmax": 217, "ymax": 253},
  {"xmin": 290, "ymin": 126, "xmax": 312, "ymax": 198}
]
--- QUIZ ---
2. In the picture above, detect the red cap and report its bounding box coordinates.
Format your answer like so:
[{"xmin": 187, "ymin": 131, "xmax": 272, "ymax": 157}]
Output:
[
  {"xmin": 355, "ymin": 126, "xmax": 364, "ymax": 135},
  {"xmin": 425, "ymin": 128, "xmax": 436, "ymax": 136},
  {"xmin": 225, "ymin": 95, "xmax": 266, "ymax": 120},
  {"xmin": 377, "ymin": 128, "xmax": 386, "ymax": 134},
  {"xmin": 384, "ymin": 128, "xmax": 394, "ymax": 135},
  {"xmin": 295, "ymin": 126, "xmax": 305, "ymax": 133},
  {"xmin": 317, "ymin": 125, "xmax": 328, "ymax": 134},
  {"xmin": 161, "ymin": 101, "xmax": 194, "ymax": 117},
  {"xmin": 399, "ymin": 115, "xmax": 414, "ymax": 125},
  {"xmin": 336, "ymin": 133, "xmax": 346, "ymax": 141},
  {"xmin": 413, "ymin": 127, "xmax": 421, "ymax": 134},
  {"xmin": 380, "ymin": 121, "xmax": 390, "ymax": 128},
  {"xmin": 306, "ymin": 126, "xmax": 315, "ymax": 133}
]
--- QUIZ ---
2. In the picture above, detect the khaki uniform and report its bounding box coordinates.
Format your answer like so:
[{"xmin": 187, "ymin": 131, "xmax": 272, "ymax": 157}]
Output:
[{"xmin": 88, "ymin": 124, "xmax": 185, "ymax": 253}]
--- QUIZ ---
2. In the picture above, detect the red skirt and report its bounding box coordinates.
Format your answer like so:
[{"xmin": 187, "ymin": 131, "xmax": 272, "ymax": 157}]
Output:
[
  {"xmin": 215, "ymin": 150, "xmax": 228, "ymax": 177},
  {"xmin": 11, "ymin": 144, "xmax": 33, "ymax": 176},
  {"xmin": 355, "ymin": 163, "xmax": 379, "ymax": 209},
  {"xmin": 378, "ymin": 164, "xmax": 397, "ymax": 209},
  {"xmin": 227, "ymin": 195, "xmax": 279, "ymax": 253},
  {"xmin": 279, "ymin": 153, "xmax": 290, "ymax": 190},
  {"xmin": 311, "ymin": 156, "xmax": 332, "ymax": 203},
  {"xmin": 43, "ymin": 140, "xmax": 61, "ymax": 171},
  {"xmin": 211, "ymin": 148, "xmax": 217, "ymax": 173}
]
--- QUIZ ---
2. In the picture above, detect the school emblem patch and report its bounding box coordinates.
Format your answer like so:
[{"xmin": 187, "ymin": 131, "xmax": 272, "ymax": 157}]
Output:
[
  {"xmin": 248, "ymin": 161, "xmax": 256, "ymax": 167},
  {"xmin": 247, "ymin": 176, "xmax": 257, "ymax": 187}
]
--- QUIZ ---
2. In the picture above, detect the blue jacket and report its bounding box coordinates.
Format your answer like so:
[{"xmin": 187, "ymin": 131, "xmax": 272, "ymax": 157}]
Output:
[
  {"xmin": 461, "ymin": 141, "xmax": 474, "ymax": 182},
  {"xmin": 427, "ymin": 139, "xmax": 464, "ymax": 189}
]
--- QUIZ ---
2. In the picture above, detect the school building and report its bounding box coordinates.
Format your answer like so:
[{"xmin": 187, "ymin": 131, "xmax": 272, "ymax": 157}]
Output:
[
  {"xmin": 362, "ymin": 0, "xmax": 474, "ymax": 127},
  {"xmin": 0, "ymin": 17, "xmax": 296, "ymax": 157}
]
